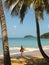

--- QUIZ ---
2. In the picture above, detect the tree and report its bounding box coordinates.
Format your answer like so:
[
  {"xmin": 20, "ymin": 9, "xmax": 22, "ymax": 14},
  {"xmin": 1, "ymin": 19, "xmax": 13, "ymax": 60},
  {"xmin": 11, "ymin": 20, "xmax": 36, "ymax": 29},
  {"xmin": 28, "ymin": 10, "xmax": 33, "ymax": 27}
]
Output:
[
  {"xmin": 33, "ymin": 0, "xmax": 49, "ymax": 62},
  {"xmin": 4, "ymin": 0, "xmax": 49, "ymax": 63},
  {"xmin": 0, "ymin": 0, "xmax": 11, "ymax": 65}
]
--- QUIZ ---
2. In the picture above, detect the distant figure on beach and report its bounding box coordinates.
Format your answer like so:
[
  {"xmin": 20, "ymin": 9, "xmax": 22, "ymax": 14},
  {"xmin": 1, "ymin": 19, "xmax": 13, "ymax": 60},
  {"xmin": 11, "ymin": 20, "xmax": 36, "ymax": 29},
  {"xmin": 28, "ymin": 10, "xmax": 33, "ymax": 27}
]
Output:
[{"xmin": 20, "ymin": 45, "xmax": 24, "ymax": 56}]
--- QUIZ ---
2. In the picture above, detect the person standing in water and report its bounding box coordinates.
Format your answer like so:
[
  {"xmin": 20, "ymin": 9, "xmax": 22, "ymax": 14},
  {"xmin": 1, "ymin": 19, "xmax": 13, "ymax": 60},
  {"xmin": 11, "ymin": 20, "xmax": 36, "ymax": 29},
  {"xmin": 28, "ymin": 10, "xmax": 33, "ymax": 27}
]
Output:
[{"xmin": 20, "ymin": 45, "xmax": 24, "ymax": 56}]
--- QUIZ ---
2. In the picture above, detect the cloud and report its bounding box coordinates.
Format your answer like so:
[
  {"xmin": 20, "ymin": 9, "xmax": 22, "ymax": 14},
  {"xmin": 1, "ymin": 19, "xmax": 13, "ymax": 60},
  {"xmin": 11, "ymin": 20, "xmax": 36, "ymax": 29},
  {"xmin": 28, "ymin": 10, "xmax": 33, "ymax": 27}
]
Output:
[
  {"xmin": 48, "ymin": 25, "xmax": 49, "ymax": 28},
  {"xmin": 13, "ymin": 25, "xmax": 16, "ymax": 29}
]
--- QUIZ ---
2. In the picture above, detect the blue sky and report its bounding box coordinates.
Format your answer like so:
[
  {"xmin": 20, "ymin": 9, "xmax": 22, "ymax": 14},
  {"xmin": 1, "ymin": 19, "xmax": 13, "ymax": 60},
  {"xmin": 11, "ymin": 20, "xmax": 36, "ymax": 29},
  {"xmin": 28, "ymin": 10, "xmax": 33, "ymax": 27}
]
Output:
[{"xmin": 0, "ymin": 1, "xmax": 49, "ymax": 38}]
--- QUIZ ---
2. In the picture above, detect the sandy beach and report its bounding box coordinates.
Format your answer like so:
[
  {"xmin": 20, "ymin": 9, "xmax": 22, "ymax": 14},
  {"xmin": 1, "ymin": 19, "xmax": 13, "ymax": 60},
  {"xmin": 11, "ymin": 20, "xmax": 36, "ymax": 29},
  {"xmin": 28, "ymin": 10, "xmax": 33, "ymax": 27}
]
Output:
[{"xmin": 0, "ymin": 47, "xmax": 49, "ymax": 65}]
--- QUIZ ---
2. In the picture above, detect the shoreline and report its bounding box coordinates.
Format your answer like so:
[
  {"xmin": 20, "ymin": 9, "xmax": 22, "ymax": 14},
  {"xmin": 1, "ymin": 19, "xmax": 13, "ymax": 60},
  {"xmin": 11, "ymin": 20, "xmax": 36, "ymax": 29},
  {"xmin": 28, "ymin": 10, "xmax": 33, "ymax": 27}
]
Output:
[
  {"xmin": 0, "ymin": 46, "xmax": 49, "ymax": 65},
  {"xmin": 0, "ymin": 46, "xmax": 49, "ymax": 58}
]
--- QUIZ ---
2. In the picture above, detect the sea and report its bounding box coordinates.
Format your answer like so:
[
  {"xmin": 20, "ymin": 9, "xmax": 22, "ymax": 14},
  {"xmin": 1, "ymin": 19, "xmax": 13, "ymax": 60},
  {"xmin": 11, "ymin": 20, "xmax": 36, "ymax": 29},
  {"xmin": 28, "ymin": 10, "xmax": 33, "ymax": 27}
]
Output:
[{"xmin": 0, "ymin": 38, "xmax": 49, "ymax": 57}]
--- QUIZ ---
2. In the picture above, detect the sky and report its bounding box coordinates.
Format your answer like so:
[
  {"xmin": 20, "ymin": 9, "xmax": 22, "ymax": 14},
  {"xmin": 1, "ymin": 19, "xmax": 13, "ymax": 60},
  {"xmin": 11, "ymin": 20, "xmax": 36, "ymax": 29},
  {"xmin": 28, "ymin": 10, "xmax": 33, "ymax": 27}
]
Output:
[{"xmin": 0, "ymin": 1, "xmax": 49, "ymax": 38}]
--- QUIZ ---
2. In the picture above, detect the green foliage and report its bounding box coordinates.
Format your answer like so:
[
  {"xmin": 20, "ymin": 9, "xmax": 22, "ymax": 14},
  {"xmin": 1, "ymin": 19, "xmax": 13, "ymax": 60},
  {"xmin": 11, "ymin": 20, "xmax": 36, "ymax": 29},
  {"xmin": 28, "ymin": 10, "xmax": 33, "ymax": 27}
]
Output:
[
  {"xmin": 24, "ymin": 35, "xmax": 34, "ymax": 38},
  {"xmin": 33, "ymin": 0, "xmax": 44, "ymax": 19},
  {"xmin": 5, "ymin": 0, "xmax": 16, "ymax": 9},
  {"xmin": 11, "ymin": 1, "xmax": 21, "ymax": 16},
  {"xmin": 40, "ymin": 32, "xmax": 49, "ymax": 38},
  {"xmin": 20, "ymin": 3, "xmax": 27, "ymax": 23},
  {"xmin": 24, "ymin": 0, "xmax": 32, "ymax": 6},
  {"xmin": 4, "ymin": 0, "xmax": 49, "ymax": 21}
]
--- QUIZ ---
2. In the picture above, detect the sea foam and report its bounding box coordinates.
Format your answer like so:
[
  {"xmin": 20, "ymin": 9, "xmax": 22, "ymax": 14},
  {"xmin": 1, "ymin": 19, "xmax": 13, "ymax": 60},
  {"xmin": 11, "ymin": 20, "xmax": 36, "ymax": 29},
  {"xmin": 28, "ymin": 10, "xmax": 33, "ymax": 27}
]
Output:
[{"xmin": 0, "ymin": 46, "xmax": 49, "ymax": 58}]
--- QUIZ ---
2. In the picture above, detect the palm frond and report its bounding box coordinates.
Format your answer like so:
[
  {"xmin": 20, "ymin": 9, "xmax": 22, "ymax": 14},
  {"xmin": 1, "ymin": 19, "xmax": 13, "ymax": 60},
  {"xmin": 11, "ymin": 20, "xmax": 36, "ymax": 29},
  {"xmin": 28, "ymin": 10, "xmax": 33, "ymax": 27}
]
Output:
[
  {"xmin": 11, "ymin": 1, "xmax": 21, "ymax": 16},
  {"xmin": 20, "ymin": 3, "xmax": 27, "ymax": 23},
  {"xmin": 4, "ymin": 0, "xmax": 16, "ymax": 9},
  {"xmin": 4, "ymin": 0, "xmax": 49, "ymax": 21},
  {"xmin": 44, "ymin": 0, "xmax": 49, "ymax": 14},
  {"xmin": 24, "ymin": 0, "xmax": 33, "ymax": 7},
  {"xmin": 33, "ymin": 0, "xmax": 44, "ymax": 19}
]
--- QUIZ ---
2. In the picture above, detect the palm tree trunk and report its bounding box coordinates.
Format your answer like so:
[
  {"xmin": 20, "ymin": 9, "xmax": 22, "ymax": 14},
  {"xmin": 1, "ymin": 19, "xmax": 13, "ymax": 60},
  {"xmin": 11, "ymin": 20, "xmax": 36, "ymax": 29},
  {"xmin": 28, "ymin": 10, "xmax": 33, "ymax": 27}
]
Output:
[
  {"xmin": 35, "ymin": 12, "xmax": 49, "ymax": 63},
  {"xmin": 0, "ymin": 0, "xmax": 11, "ymax": 65}
]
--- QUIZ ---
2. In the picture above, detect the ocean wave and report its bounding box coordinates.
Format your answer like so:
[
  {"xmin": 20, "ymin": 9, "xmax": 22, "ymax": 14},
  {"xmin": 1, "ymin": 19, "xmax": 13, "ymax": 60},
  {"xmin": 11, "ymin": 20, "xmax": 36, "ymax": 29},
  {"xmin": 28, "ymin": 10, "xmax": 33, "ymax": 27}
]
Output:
[
  {"xmin": 9, "ymin": 47, "xmax": 20, "ymax": 50},
  {"xmin": 9, "ymin": 46, "xmax": 49, "ymax": 51},
  {"xmin": 9, "ymin": 47, "xmax": 37, "ymax": 51},
  {"xmin": 0, "ymin": 46, "xmax": 49, "ymax": 58}
]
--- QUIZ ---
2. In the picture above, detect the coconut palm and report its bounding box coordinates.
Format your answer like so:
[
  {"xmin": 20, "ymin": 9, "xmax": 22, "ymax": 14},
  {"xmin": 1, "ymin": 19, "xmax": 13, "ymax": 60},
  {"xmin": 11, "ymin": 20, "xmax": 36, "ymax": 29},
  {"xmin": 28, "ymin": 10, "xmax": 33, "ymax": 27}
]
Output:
[
  {"xmin": 4, "ymin": 0, "xmax": 49, "ymax": 63},
  {"xmin": 33, "ymin": 0, "xmax": 49, "ymax": 63},
  {"xmin": 0, "ymin": 0, "xmax": 11, "ymax": 65}
]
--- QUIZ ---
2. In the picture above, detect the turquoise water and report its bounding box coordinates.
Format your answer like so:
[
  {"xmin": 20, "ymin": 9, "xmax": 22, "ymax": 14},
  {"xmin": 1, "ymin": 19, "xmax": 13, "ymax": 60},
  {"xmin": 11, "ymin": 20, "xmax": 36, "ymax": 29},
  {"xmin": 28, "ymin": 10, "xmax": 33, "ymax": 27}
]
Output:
[{"xmin": 0, "ymin": 38, "xmax": 49, "ymax": 55}]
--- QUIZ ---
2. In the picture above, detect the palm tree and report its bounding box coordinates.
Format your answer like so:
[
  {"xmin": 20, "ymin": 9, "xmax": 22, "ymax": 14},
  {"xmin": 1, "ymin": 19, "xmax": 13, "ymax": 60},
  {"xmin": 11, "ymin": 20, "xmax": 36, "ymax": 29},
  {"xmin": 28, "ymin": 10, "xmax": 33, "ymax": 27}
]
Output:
[
  {"xmin": 0, "ymin": 0, "xmax": 11, "ymax": 65},
  {"xmin": 4, "ymin": 0, "xmax": 49, "ymax": 63},
  {"xmin": 33, "ymin": 0, "xmax": 49, "ymax": 62}
]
